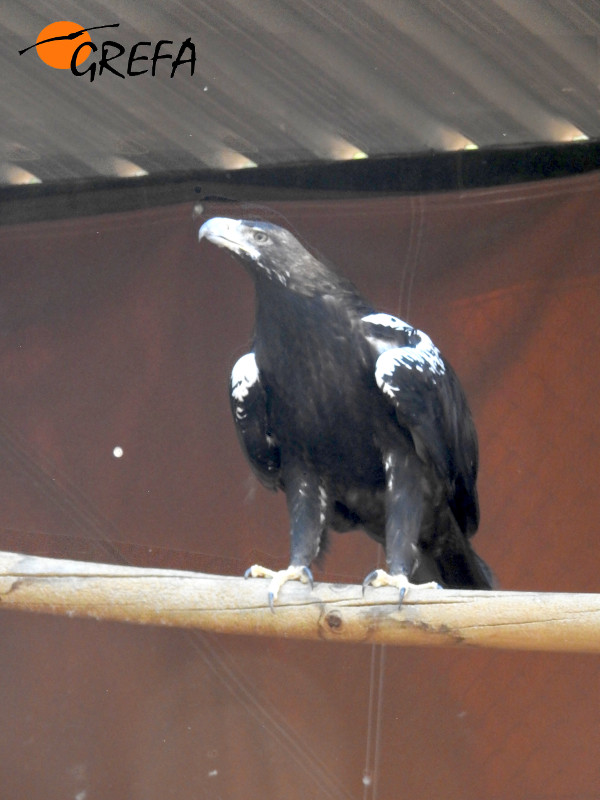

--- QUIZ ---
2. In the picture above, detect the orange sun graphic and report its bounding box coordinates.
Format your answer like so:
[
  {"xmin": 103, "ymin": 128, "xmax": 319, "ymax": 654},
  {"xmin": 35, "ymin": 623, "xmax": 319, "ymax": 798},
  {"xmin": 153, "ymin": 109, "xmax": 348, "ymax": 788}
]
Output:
[{"xmin": 35, "ymin": 21, "xmax": 92, "ymax": 70}]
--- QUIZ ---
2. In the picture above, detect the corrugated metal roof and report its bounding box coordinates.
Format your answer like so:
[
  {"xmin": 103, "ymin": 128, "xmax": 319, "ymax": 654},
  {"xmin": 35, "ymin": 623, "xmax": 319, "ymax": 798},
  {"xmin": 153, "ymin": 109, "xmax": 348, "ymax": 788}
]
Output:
[{"xmin": 1, "ymin": 0, "xmax": 599, "ymax": 185}]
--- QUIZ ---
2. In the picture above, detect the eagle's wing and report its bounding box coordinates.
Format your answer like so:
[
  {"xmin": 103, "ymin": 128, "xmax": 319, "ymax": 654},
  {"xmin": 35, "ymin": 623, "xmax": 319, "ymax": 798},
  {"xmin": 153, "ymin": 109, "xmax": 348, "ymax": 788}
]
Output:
[
  {"xmin": 230, "ymin": 352, "xmax": 281, "ymax": 490},
  {"xmin": 361, "ymin": 313, "xmax": 479, "ymax": 536}
]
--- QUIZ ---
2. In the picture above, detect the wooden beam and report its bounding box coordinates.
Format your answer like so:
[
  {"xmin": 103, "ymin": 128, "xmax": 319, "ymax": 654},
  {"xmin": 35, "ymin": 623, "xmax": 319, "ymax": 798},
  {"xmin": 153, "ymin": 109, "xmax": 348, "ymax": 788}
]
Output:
[{"xmin": 0, "ymin": 550, "xmax": 598, "ymax": 653}]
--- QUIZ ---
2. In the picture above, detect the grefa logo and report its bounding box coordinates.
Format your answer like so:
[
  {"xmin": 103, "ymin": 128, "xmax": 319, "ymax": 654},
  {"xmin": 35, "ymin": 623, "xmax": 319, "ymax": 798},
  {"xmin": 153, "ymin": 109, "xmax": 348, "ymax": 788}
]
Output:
[{"xmin": 19, "ymin": 21, "xmax": 196, "ymax": 82}]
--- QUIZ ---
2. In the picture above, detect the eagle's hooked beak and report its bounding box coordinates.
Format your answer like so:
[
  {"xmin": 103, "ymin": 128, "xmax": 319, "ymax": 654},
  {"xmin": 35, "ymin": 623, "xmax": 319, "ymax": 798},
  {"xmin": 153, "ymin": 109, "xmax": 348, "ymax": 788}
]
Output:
[{"xmin": 198, "ymin": 216, "xmax": 234, "ymax": 243}]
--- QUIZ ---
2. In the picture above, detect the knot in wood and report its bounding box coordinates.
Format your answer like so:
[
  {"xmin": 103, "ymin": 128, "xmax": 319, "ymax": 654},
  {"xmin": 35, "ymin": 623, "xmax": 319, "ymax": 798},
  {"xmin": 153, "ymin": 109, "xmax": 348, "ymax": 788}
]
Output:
[{"xmin": 325, "ymin": 611, "xmax": 343, "ymax": 631}]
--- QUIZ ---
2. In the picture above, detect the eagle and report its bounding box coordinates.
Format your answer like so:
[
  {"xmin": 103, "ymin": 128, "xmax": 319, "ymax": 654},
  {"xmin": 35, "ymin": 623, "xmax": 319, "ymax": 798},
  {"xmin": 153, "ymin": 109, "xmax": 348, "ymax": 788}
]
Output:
[{"xmin": 199, "ymin": 217, "xmax": 492, "ymax": 608}]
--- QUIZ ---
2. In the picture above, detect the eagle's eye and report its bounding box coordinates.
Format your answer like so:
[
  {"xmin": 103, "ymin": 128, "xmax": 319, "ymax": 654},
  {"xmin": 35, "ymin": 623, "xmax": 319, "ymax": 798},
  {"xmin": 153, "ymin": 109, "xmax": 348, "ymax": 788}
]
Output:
[{"xmin": 252, "ymin": 231, "xmax": 269, "ymax": 244}]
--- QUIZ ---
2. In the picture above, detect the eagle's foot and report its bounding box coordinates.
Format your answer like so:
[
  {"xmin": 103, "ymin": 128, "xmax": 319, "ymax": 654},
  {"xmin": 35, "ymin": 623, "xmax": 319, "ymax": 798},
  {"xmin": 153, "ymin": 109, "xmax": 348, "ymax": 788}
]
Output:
[
  {"xmin": 362, "ymin": 569, "xmax": 441, "ymax": 605},
  {"xmin": 244, "ymin": 564, "xmax": 313, "ymax": 611}
]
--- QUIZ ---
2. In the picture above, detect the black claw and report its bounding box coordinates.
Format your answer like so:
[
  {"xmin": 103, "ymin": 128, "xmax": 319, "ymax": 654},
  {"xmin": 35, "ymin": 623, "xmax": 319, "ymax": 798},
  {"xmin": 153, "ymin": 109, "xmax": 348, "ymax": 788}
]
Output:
[
  {"xmin": 268, "ymin": 591, "xmax": 276, "ymax": 613},
  {"xmin": 398, "ymin": 586, "xmax": 406, "ymax": 606},
  {"xmin": 362, "ymin": 569, "xmax": 379, "ymax": 596},
  {"xmin": 244, "ymin": 567, "xmax": 253, "ymax": 579},
  {"xmin": 300, "ymin": 565, "xmax": 314, "ymax": 589}
]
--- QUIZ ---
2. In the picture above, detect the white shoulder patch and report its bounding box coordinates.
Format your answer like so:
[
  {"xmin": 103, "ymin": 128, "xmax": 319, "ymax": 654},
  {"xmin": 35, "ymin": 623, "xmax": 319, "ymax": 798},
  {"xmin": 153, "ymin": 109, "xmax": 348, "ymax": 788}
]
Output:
[
  {"xmin": 375, "ymin": 350, "xmax": 403, "ymax": 398},
  {"xmin": 361, "ymin": 312, "xmax": 409, "ymax": 330},
  {"xmin": 231, "ymin": 352, "xmax": 260, "ymax": 405},
  {"xmin": 361, "ymin": 313, "xmax": 413, "ymax": 356},
  {"xmin": 375, "ymin": 336, "xmax": 446, "ymax": 394},
  {"xmin": 362, "ymin": 312, "xmax": 445, "ymax": 377},
  {"xmin": 403, "ymin": 331, "xmax": 446, "ymax": 375}
]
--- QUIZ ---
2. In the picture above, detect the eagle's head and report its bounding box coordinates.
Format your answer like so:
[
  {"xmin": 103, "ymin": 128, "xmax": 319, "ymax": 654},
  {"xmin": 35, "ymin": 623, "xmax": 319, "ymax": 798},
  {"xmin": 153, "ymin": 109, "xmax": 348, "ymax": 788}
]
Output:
[{"xmin": 199, "ymin": 217, "xmax": 355, "ymax": 298}]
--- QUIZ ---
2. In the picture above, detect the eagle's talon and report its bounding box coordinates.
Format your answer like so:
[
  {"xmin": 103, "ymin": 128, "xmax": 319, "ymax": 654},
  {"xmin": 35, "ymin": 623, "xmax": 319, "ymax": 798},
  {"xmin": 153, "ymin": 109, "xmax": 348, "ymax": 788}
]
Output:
[
  {"xmin": 362, "ymin": 569, "xmax": 380, "ymax": 596},
  {"xmin": 298, "ymin": 565, "xmax": 314, "ymax": 589},
  {"xmin": 244, "ymin": 563, "xmax": 313, "ymax": 610},
  {"xmin": 362, "ymin": 569, "xmax": 441, "ymax": 606}
]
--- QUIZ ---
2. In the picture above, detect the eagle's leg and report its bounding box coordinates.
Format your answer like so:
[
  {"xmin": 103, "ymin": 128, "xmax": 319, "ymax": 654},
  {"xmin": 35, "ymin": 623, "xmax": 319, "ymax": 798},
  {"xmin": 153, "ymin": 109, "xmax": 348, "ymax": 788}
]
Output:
[
  {"xmin": 245, "ymin": 469, "xmax": 324, "ymax": 611},
  {"xmin": 363, "ymin": 451, "xmax": 440, "ymax": 603}
]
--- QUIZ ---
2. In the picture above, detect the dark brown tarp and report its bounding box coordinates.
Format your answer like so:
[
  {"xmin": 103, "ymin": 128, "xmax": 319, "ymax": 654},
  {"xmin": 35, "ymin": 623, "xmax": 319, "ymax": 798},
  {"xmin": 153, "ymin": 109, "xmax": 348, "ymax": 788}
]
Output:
[{"xmin": 0, "ymin": 171, "xmax": 598, "ymax": 798}]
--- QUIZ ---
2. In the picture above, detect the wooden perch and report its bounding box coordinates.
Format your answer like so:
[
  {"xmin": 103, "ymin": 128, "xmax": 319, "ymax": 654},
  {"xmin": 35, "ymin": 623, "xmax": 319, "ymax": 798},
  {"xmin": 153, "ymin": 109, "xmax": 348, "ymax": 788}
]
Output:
[{"xmin": 0, "ymin": 549, "xmax": 598, "ymax": 653}]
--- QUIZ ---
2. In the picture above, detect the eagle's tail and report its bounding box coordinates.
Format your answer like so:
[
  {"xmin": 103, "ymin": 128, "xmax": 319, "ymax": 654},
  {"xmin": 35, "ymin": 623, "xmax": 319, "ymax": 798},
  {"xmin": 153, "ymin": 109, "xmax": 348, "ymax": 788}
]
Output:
[
  {"xmin": 418, "ymin": 509, "xmax": 495, "ymax": 589},
  {"xmin": 436, "ymin": 544, "xmax": 495, "ymax": 589}
]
